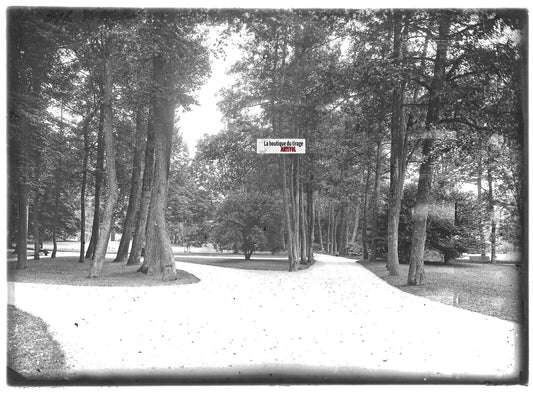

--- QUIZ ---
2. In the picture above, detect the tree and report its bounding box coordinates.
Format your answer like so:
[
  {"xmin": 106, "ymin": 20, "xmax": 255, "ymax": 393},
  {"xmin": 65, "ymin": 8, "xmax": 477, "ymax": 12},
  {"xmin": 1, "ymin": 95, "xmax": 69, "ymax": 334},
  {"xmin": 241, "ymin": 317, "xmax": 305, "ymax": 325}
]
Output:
[
  {"xmin": 113, "ymin": 106, "xmax": 146, "ymax": 262},
  {"xmin": 398, "ymin": 182, "xmax": 478, "ymax": 264},
  {"xmin": 137, "ymin": 54, "xmax": 176, "ymax": 278},
  {"xmin": 408, "ymin": 11, "xmax": 452, "ymax": 285},
  {"xmin": 78, "ymin": 104, "xmax": 97, "ymax": 262},
  {"xmin": 8, "ymin": 9, "xmax": 71, "ymax": 268},
  {"xmin": 212, "ymin": 191, "xmax": 283, "ymax": 259},
  {"xmin": 88, "ymin": 25, "xmax": 119, "ymax": 278},
  {"xmin": 136, "ymin": 11, "xmax": 210, "ymax": 279},
  {"xmin": 220, "ymin": 10, "xmax": 354, "ymax": 270},
  {"xmin": 127, "ymin": 107, "xmax": 155, "ymax": 266},
  {"xmin": 386, "ymin": 10, "xmax": 411, "ymax": 275},
  {"xmin": 85, "ymin": 105, "xmax": 105, "ymax": 259}
]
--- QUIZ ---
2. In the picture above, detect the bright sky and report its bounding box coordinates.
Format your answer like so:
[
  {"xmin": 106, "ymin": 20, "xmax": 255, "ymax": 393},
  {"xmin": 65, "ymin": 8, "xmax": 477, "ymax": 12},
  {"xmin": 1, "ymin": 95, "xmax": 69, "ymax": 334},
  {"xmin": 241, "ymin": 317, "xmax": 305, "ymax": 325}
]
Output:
[{"xmin": 178, "ymin": 28, "xmax": 242, "ymax": 157}]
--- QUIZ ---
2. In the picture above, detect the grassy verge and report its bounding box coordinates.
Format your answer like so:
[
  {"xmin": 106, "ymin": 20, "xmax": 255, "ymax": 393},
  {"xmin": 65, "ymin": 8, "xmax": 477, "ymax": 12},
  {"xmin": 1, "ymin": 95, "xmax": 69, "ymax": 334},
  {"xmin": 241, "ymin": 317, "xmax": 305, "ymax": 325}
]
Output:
[
  {"xmin": 7, "ymin": 257, "xmax": 200, "ymax": 287},
  {"xmin": 175, "ymin": 255, "xmax": 293, "ymax": 271},
  {"xmin": 358, "ymin": 259, "xmax": 523, "ymax": 323},
  {"xmin": 7, "ymin": 305, "xmax": 67, "ymax": 383}
]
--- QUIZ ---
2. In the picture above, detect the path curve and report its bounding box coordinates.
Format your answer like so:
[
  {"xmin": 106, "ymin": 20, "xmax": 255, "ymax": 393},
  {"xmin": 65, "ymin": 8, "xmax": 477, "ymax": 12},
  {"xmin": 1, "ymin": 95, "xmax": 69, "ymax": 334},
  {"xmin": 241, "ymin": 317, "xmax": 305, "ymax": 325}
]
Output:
[{"xmin": 7, "ymin": 253, "xmax": 520, "ymax": 382}]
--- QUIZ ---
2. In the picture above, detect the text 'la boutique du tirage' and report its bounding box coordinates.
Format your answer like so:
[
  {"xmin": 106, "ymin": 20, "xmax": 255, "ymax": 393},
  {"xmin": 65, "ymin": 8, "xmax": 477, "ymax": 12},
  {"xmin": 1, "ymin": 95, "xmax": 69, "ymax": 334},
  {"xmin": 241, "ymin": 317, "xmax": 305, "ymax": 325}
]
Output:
[{"xmin": 256, "ymin": 139, "xmax": 306, "ymax": 154}]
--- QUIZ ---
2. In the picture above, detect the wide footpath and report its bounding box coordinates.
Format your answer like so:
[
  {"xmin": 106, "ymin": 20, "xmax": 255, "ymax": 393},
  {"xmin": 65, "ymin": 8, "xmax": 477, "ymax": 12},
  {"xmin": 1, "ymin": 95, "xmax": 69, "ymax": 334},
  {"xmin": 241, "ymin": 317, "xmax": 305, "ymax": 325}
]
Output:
[{"xmin": 7, "ymin": 253, "xmax": 521, "ymax": 383}]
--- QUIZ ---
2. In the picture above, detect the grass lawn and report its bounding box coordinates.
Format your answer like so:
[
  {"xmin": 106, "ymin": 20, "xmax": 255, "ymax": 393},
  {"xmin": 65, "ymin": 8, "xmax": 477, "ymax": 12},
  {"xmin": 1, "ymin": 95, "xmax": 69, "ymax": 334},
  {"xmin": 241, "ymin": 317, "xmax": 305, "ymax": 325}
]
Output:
[
  {"xmin": 7, "ymin": 257, "xmax": 200, "ymax": 287},
  {"xmin": 174, "ymin": 254, "xmax": 292, "ymax": 271},
  {"xmin": 6, "ymin": 253, "xmax": 293, "ymax": 287},
  {"xmin": 7, "ymin": 305, "xmax": 67, "ymax": 383},
  {"xmin": 358, "ymin": 259, "xmax": 524, "ymax": 323}
]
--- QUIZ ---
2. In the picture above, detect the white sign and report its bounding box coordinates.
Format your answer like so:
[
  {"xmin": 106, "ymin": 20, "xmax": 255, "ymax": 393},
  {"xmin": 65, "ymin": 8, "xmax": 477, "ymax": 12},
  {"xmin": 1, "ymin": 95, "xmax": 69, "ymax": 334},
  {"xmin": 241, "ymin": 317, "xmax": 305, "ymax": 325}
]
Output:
[{"xmin": 257, "ymin": 139, "xmax": 306, "ymax": 154}]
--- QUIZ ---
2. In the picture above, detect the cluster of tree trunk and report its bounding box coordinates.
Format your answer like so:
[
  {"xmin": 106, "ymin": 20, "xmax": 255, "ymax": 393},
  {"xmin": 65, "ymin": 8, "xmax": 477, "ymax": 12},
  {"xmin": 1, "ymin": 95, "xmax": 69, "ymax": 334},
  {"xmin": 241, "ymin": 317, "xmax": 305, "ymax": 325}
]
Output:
[
  {"xmin": 278, "ymin": 151, "xmax": 315, "ymax": 271},
  {"xmin": 315, "ymin": 138, "xmax": 383, "ymax": 261},
  {"xmin": 8, "ymin": 11, "xmax": 211, "ymax": 283},
  {"xmin": 86, "ymin": 41, "xmax": 177, "ymax": 280}
]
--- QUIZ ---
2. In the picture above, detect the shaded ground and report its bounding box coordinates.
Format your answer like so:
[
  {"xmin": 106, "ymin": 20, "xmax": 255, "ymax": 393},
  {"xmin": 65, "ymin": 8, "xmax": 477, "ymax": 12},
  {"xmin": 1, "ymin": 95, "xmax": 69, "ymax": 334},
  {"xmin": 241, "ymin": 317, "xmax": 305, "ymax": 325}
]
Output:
[
  {"xmin": 7, "ymin": 257, "xmax": 200, "ymax": 287},
  {"xmin": 7, "ymin": 305, "xmax": 67, "ymax": 382},
  {"xmin": 175, "ymin": 254, "xmax": 296, "ymax": 271},
  {"xmin": 357, "ymin": 259, "xmax": 523, "ymax": 323}
]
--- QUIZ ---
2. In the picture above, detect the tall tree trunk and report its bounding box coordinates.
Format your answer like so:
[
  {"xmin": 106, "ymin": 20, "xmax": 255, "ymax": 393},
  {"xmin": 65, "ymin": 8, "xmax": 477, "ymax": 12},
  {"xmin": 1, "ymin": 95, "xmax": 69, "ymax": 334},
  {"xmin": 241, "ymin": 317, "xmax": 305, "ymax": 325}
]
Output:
[
  {"xmin": 79, "ymin": 109, "xmax": 94, "ymax": 263},
  {"xmin": 408, "ymin": 12, "xmax": 451, "ymax": 285},
  {"xmin": 476, "ymin": 152, "xmax": 487, "ymax": 258},
  {"xmin": 31, "ymin": 162, "xmax": 42, "ymax": 261},
  {"xmin": 16, "ymin": 181, "xmax": 28, "ymax": 269},
  {"xmin": 487, "ymin": 156, "xmax": 497, "ymax": 263},
  {"xmin": 387, "ymin": 10, "xmax": 410, "ymax": 275},
  {"xmin": 361, "ymin": 163, "xmax": 371, "ymax": 259},
  {"xmin": 9, "ymin": 22, "xmax": 25, "ymax": 267},
  {"xmin": 351, "ymin": 171, "xmax": 365, "ymax": 246},
  {"xmin": 274, "ymin": 32, "xmax": 298, "ymax": 271},
  {"xmin": 299, "ymin": 182, "xmax": 307, "ymax": 264},
  {"xmin": 345, "ymin": 206, "xmax": 351, "ymax": 253},
  {"xmin": 114, "ymin": 106, "xmax": 146, "ymax": 262},
  {"xmin": 51, "ymin": 103, "xmax": 65, "ymax": 260},
  {"xmin": 8, "ymin": 216, "xmax": 15, "ymax": 249},
  {"xmin": 129, "ymin": 107, "xmax": 155, "ymax": 266},
  {"xmin": 317, "ymin": 201, "xmax": 324, "ymax": 251},
  {"xmin": 86, "ymin": 103, "xmax": 105, "ymax": 259},
  {"xmin": 291, "ymin": 156, "xmax": 300, "ymax": 267},
  {"xmin": 326, "ymin": 203, "xmax": 333, "ymax": 254},
  {"xmin": 332, "ymin": 207, "xmax": 338, "ymax": 255},
  {"xmin": 336, "ymin": 205, "xmax": 346, "ymax": 255},
  {"xmin": 291, "ymin": 160, "xmax": 300, "ymax": 269},
  {"xmin": 514, "ymin": 13, "xmax": 527, "ymax": 266},
  {"xmin": 370, "ymin": 139, "xmax": 383, "ymax": 261},
  {"xmin": 32, "ymin": 192, "xmax": 40, "ymax": 260},
  {"xmin": 306, "ymin": 187, "xmax": 315, "ymax": 264},
  {"xmin": 351, "ymin": 204, "xmax": 361, "ymax": 244},
  {"xmin": 89, "ymin": 43, "xmax": 119, "ymax": 278},
  {"xmin": 138, "ymin": 55, "xmax": 177, "ymax": 281},
  {"xmin": 79, "ymin": 144, "xmax": 88, "ymax": 262},
  {"xmin": 281, "ymin": 156, "xmax": 296, "ymax": 270},
  {"xmin": 51, "ymin": 179, "xmax": 59, "ymax": 259}
]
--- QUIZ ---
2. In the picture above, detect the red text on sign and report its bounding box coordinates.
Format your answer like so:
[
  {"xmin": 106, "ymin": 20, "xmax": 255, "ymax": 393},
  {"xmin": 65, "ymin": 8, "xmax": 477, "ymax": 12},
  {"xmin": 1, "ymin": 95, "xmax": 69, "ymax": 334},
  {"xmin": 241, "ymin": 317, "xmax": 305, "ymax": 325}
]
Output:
[{"xmin": 280, "ymin": 146, "xmax": 296, "ymax": 152}]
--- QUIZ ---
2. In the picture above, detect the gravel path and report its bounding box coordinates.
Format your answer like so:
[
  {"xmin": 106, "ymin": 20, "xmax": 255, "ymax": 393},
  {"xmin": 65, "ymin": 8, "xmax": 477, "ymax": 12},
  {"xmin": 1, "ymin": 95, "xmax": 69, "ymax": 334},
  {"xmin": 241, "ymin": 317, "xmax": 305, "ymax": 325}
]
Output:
[{"xmin": 7, "ymin": 254, "xmax": 521, "ymax": 383}]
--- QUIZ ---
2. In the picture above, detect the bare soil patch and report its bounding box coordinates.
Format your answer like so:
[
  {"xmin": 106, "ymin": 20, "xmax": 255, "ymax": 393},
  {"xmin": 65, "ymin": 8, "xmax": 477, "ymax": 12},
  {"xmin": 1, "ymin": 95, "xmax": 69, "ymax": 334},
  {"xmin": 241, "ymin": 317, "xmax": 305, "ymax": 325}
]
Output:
[{"xmin": 358, "ymin": 259, "xmax": 523, "ymax": 323}]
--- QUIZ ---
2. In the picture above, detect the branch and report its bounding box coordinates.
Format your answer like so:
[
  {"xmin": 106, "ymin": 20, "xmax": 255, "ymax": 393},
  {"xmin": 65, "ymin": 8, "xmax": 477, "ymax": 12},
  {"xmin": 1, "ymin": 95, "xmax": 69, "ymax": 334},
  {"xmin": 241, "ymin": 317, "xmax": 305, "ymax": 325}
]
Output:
[
  {"xmin": 447, "ymin": 70, "xmax": 482, "ymax": 83},
  {"xmin": 402, "ymin": 102, "xmax": 428, "ymax": 107},
  {"xmin": 408, "ymin": 56, "xmax": 436, "ymax": 63},
  {"xmin": 407, "ymin": 76, "xmax": 431, "ymax": 91},
  {"xmin": 438, "ymin": 117, "xmax": 490, "ymax": 131},
  {"xmin": 324, "ymin": 93, "xmax": 359, "ymax": 114},
  {"xmin": 445, "ymin": 52, "xmax": 466, "ymax": 80},
  {"xmin": 406, "ymin": 138, "xmax": 421, "ymax": 164}
]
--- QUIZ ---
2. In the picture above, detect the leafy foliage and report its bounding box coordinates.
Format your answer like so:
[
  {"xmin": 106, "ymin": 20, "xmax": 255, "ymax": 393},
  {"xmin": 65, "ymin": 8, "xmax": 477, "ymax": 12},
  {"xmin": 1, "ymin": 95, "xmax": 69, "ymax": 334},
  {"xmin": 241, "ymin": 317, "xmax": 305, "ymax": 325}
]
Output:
[
  {"xmin": 397, "ymin": 183, "xmax": 479, "ymax": 263},
  {"xmin": 212, "ymin": 191, "xmax": 283, "ymax": 258}
]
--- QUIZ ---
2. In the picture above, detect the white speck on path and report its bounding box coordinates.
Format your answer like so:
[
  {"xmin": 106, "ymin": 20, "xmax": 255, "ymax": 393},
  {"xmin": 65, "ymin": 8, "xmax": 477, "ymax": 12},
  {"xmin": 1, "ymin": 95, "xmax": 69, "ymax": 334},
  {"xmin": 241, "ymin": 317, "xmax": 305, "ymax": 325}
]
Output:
[{"xmin": 7, "ymin": 253, "xmax": 520, "ymax": 382}]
